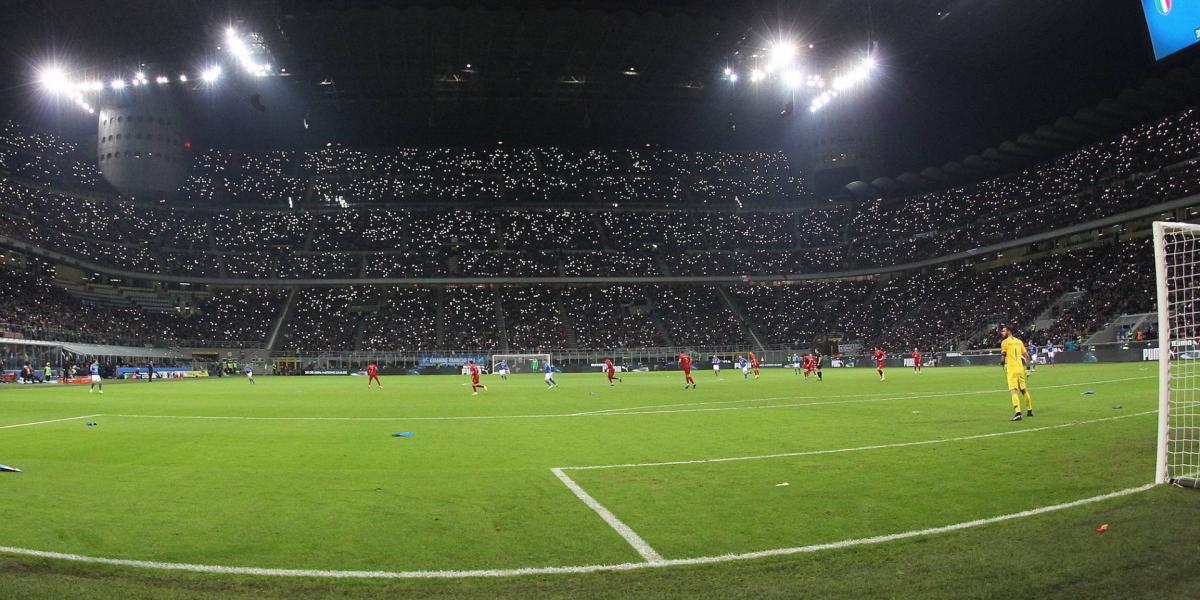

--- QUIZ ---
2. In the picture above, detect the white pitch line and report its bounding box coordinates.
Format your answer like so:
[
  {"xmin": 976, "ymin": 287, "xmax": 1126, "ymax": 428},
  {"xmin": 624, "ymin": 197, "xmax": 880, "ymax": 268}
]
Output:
[
  {"xmin": 550, "ymin": 467, "xmax": 663, "ymax": 563},
  {"xmin": 574, "ymin": 375, "xmax": 1155, "ymax": 415},
  {"xmin": 559, "ymin": 410, "xmax": 1157, "ymax": 471},
  {"xmin": 0, "ymin": 414, "xmax": 102, "ymax": 430},
  {"xmin": 0, "ymin": 483, "xmax": 1155, "ymax": 579},
  {"xmin": 100, "ymin": 374, "xmax": 1155, "ymax": 424}
]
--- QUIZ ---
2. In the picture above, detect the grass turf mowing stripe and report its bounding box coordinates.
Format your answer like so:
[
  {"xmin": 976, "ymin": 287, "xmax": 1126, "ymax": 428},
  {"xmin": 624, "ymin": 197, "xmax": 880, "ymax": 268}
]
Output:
[{"xmin": 0, "ymin": 484, "xmax": 1155, "ymax": 579}]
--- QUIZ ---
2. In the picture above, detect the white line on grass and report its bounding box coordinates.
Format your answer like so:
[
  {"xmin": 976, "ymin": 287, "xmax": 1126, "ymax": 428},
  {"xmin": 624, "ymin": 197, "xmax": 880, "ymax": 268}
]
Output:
[
  {"xmin": 0, "ymin": 414, "xmax": 102, "ymax": 430},
  {"xmin": 99, "ymin": 375, "xmax": 1154, "ymax": 423},
  {"xmin": 558, "ymin": 410, "xmax": 1157, "ymax": 471},
  {"xmin": 573, "ymin": 375, "xmax": 1155, "ymax": 415},
  {"xmin": 551, "ymin": 467, "xmax": 663, "ymax": 563},
  {"xmin": 0, "ymin": 483, "xmax": 1155, "ymax": 579}
]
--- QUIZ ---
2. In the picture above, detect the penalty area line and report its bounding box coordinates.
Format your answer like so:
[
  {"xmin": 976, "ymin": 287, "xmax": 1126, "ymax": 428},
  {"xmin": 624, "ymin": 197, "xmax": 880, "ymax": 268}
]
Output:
[
  {"xmin": 559, "ymin": 410, "xmax": 1158, "ymax": 471},
  {"xmin": 0, "ymin": 414, "xmax": 102, "ymax": 430},
  {"xmin": 551, "ymin": 467, "xmax": 663, "ymax": 563},
  {"xmin": 0, "ymin": 483, "xmax": 1155, "ymax": 579}
]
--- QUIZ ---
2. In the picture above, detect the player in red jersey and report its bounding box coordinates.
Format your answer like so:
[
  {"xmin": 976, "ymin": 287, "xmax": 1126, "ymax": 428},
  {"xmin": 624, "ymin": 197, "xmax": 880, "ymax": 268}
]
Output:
[
  {"xmin": 468, "ymin": 359, "xmax": 487, "ymax": 395},
  {"xmin": 366, "ymin": 362, "xmax": 382, "ymax": 388},
  {"xmin": 604, "ymin": 357, "xmax": 623, "ymax": 386},
  {"xmin": 873, "ymin": 346, "xmax": 886, "ymax": 381},
  {"xmin": 802, "ymin": 354, "xmax": 817, "ymax": 380},
  {"xmin": 749, "ymin": 351, "xmax": 760, "ymax": 379},
  {"xmin": 911, "ymin": 347, "xmax": 922, "ymax": 374},
  {"xmin": 680, "ymin": 352, "xmax": 696, "ymax": 389}
]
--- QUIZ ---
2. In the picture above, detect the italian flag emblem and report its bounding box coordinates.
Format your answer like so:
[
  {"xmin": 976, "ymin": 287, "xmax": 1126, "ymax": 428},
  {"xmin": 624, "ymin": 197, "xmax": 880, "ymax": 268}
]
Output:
[{"xmin": 1156, "ymin": 0, "xmax": 1172, "ymax": 15}]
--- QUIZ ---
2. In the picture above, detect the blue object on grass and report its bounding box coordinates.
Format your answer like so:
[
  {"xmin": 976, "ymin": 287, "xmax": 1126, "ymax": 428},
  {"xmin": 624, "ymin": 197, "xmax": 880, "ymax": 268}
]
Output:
[
  {"xmin": 1081, "ymin": 390, "xmax": 1096, "ymax": 395},
  {"xmin": 392, "ymin": 432, "xmax": 414, "ymax": 437},
  {"xmin": 0, "ymin": 464, "xmax": 21, "ymax": 473}
]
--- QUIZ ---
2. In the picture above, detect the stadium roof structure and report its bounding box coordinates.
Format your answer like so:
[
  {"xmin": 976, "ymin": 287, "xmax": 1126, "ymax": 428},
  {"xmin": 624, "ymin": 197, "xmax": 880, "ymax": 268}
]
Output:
[
  {"xmin": 0, "ymin": 0, "xmax": 1182, "ymax": 172},
  {"xmin": 847, "ymin": 58, "xmax": 1200, "ymax": 198}
]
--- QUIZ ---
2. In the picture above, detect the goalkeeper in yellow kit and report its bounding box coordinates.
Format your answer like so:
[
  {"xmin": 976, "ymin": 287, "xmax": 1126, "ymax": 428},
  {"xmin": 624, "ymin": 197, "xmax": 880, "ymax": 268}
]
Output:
[{"xmin": 1000, "ymin": 325, "xmax": 1033, "ymax": 421}]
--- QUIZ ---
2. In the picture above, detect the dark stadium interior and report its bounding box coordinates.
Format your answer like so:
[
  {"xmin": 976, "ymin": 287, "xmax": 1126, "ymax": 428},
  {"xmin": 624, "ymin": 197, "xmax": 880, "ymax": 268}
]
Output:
[{"xmin": 5, "ymin": 1, "xmax": 1200, "ymax": 597}]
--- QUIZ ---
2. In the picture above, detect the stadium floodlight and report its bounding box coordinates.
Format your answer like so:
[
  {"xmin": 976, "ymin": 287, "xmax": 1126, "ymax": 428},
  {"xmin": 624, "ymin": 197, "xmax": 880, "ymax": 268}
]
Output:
[
  {"xmin": 155, "ymin": 75, "xmax": 169, "ymax": 84},
  {"xmin": 201, "ymin": 66, "xmax": 222, "ymax": 83},
  {"xmin": 723, "ymin": 67, "xmax": 732, "ymax": 77},
  {"xmin": 728, "ymin": 72, "xmax": 738, "ymax": 82},
  {"xmin": 39, "ymin": 66, "xmax": 71, "ymax": 94},
  {"xmin": 110, "ymin": 78, "xmax": 126, "ymax": 90},
  {"xmin": 178, "ymin": 74, "xmax": 188, "ymax": 82},
  {"xmin": 84, "ymin": 80, "xmax": 105, "ymax": 92},
  {"xmin": 782, "ymin": 70, "xmax": 802, "ymax": 89},
  {"xmin": 749, "ymin": 68, "xmax": 764, "ymax": 82},
  {"xmin": 767, "ymin": 40, "xmax": 798, "ymax": 73}
]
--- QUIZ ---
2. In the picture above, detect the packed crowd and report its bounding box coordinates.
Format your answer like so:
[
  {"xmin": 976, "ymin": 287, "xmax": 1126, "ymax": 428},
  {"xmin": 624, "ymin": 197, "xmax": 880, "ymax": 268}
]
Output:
[
  {"xmin": 0, "ymin": 235, "xmax": 1157, "ymax": 353},
  {"xmin": 3, "ymin": 106, "xmax": 1200, "ymax": 281}
]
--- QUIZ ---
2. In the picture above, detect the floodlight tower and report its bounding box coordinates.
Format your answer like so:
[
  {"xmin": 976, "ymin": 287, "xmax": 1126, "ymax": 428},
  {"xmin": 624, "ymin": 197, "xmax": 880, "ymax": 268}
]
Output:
[{"xmin": 95, "ymin": 80, "xmax": 189, "ymax": 199}]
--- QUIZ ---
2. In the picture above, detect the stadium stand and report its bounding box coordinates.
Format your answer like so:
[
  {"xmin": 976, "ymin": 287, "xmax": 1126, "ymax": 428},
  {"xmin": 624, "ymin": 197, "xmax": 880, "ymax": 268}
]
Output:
[{"xmin": 0, "ymin": 108, "xmax": 1185, "ymax": 353}]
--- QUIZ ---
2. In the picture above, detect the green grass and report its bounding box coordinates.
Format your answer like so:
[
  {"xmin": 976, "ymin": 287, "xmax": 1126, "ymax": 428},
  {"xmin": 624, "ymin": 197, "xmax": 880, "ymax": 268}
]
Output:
[{"xmin": 2, "ymin": 363, "xmax": 1198, "ymax": 598}]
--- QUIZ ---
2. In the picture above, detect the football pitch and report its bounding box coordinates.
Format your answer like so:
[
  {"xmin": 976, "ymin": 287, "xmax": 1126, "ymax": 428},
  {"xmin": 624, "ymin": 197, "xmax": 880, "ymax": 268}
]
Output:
[{"xmin": 3, "ymin": 363, "xmax": 1200, "ymax": 599}]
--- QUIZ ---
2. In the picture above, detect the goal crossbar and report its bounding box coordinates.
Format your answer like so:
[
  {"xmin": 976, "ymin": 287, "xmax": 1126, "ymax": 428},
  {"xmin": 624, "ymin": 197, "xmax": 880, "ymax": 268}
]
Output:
[{"xmin": 491, "ymin": 353, "xmax": 551, "ymax": 374}]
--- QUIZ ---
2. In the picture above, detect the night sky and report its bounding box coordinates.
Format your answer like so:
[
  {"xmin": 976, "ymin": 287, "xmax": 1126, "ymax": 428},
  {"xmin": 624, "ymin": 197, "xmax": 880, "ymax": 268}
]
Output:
[{"xmin": 0, "ymin": 0, "xmax": 1184, "ymax": 178}]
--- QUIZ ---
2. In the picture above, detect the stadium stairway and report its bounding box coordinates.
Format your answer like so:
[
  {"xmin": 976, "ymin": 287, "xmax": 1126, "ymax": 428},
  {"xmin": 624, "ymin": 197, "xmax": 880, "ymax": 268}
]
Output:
[
  {"xmin": 716, "ymin": 286, "xmax": 766, "ymax": 352},
  {"xmin": 1032, "ymin": 290, "xmax": 1086, "ymax": 331},
  {"xmin": 1086, "ymin": 312, "xmax": 1155, "ymax": 344},
  {"xmin": 555, "ymin": 294, "xmax": 580, "ymax": 348},
  {"xmin": 590, "ymin": 212, "xmax": 614, "ymax": 250},
  {"xmin": 494, "ymin": 288, "xmax": 511, "ymax": 352},
  {"xmin": 265, "ymin": 288, "xmax": 298, "ymax": 351},
  {"xmin": 434, "ymin": 288, "xmax": 446, "ymax": 348}
]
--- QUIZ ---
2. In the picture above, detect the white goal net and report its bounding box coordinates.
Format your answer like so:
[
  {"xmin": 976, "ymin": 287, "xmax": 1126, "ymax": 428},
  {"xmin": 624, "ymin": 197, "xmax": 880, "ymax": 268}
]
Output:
[
  {"xmin": 491, "ymin": 353, "xmax": 551, "ymax": 375},
  {"xmin": 1154, "ymin": 221, "xmax": 1200, "ymax": 487}
]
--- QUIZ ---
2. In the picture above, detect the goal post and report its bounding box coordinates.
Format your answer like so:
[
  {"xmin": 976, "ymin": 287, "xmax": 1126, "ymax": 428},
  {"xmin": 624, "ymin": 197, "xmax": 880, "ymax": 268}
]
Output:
[
  {"xmin": 1153, "ymin": 221, "xmax": 1200, "ymax": 487},
  {"xmin": 491, "ymin": 353, "xmax": 551, "ymax": 375}
]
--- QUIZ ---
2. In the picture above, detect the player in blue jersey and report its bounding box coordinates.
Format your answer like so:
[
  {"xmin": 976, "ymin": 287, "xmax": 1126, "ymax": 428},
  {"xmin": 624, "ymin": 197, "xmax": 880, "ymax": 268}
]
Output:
[
  {"xmin": 497, "ymin": 360, "xmax": 509, "ymax": 380},
  {"xmin": 244, "ymin": 363, "xmax": 256, "ymax": 384},
  {"xmin": 738, "ymin": 355, "xmax": 750, "ymax": 381},
  {"xmin": 543, "ymin": 360, "xmax": 558, "ymax": 388},
  {"xmin": 792, "ymin": 353, "xmax": 802, "ymax": 375},
  {"xmin": 712, "ymin": 355, "xmax": 721, "ymax": 377},
  {"xmin": 88, "ymin": 360, "xmax": 103, "ymax": 394}
]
